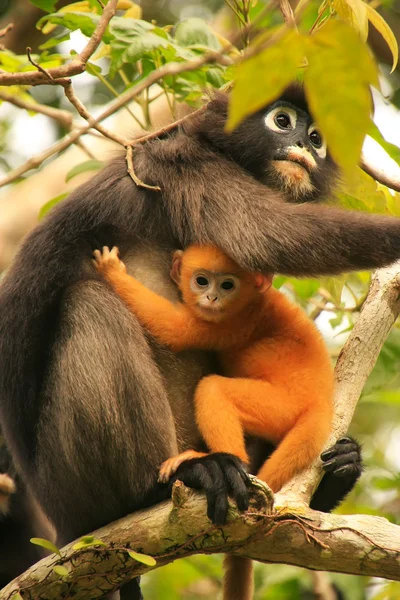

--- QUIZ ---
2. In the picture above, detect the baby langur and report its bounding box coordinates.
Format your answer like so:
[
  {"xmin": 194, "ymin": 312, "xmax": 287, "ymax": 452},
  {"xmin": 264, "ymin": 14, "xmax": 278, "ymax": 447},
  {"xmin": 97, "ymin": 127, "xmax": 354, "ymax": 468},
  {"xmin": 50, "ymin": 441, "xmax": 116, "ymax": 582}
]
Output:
[{"xmin": 94, "ymin": 245, "xmax": 334, "ymax": 494}]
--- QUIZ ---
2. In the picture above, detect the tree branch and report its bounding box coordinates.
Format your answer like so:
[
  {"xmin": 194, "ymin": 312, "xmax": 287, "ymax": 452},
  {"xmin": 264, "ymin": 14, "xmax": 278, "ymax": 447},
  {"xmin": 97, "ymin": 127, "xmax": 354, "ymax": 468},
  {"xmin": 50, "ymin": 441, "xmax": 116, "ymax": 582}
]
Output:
[
  {"xmin": 360, "ymin": 153, "xmax": 400, "ymax": 192},
  {"xmin": 0, "ymin": 0, "xmax": 118, "ymax": 87},
  {"xmin": 275, "ymin": 260, "xmax": 400, "ymax": 506},
  {"xmin": 1, "ymin": 480, "xmax": 400, "ymax": 600},
  {"xmin": 0, "ymin": 90, "xmax": 73, "ymax": 129}
]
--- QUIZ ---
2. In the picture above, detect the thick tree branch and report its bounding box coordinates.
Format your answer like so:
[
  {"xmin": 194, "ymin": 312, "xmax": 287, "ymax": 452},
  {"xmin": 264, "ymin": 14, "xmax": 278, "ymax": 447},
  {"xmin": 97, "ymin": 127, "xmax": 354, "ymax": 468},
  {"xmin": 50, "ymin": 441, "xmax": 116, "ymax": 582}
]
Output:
[
  {"xmin": 360, "ymin": 153, "xmax": 400, "ymax": 192},
  {"xmin": 1, "ymin": 481, "xmax": 400, "ymax": 600},
  {"xmin": 275, "ymin": 260, "xmax": 400, "ymax": 506}
]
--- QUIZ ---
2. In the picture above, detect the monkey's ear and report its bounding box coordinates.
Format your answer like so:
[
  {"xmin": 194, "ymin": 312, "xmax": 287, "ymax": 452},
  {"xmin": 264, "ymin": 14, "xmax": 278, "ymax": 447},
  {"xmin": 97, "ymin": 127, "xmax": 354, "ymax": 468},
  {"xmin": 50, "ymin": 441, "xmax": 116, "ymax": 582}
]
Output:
[
  {"xmin": 254, "ymin": 273, "xmax": 273, "ymax": 294},
  {"xmin": 170, "ymin": 250, "xmax": 184, "ymax": 284}
]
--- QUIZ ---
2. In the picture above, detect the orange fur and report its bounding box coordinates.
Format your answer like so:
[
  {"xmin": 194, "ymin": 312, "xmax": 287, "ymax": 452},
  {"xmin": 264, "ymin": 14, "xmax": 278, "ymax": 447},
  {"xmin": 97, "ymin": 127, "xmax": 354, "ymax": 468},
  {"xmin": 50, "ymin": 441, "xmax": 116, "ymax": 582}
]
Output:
[
  {"xmin": 94, "ymin": 244, "xmax": 334, "ymax": 600},
  {"xmin": 94, "ymin": 244, "xmax": 333, "ymax": 492}
]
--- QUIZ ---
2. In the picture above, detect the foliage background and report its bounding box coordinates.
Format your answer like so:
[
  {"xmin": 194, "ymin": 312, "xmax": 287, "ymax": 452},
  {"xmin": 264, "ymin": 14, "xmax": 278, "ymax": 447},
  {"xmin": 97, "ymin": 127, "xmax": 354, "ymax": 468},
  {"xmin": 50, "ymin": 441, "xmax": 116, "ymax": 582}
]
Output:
[{"xmin": 1, "ymin": 0, "xmax": 400, "ymax": 598}]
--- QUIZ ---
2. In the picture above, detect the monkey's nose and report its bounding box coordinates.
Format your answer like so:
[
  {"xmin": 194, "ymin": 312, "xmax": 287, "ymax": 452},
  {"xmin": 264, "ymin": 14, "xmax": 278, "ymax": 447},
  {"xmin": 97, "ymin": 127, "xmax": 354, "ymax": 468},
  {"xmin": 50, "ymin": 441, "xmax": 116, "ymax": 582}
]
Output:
[
  {"xmin": 296, "ymin": 140, "xmax": 304, "ymax": 148},
  {"xmin": 207, "ymin": 295, "xmax": 218, "ymax": 302}
]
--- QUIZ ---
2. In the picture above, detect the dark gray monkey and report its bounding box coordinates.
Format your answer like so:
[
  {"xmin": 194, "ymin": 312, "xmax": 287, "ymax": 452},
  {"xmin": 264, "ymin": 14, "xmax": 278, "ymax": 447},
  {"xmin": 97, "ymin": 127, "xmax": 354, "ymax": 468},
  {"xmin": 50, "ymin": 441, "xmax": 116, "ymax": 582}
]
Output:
[{"xmin": 0, "ymin": 87, "xmax": 392, "ymax": 598}]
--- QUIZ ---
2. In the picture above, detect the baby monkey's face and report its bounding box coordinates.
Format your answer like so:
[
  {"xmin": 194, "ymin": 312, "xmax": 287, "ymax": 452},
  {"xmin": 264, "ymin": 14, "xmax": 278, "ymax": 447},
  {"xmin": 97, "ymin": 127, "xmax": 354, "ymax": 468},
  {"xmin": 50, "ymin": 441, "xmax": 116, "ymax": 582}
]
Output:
[{"xmin": 189, "ymin": 269, "xmax": 242, "ymax": 321}]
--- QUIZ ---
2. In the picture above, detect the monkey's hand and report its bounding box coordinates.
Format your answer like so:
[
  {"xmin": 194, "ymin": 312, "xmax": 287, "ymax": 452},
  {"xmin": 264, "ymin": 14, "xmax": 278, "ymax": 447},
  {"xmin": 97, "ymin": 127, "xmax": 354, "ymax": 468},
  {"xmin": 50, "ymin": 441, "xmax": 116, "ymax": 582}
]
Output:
[
  {"xmin": 159, "ymin": 449, "xmax": 208, "ymax": 483},
  {"xmin": 93, "ymin": 246, "xmax": 127, "ymax": 275},
  {"xmin": 310, "ymin": 436, "xmax": 363, "ymax": 513},
  {"xmin": 0, "ymin": 473, "xmax": 16, "ymax": 515},
  {"xmin": 168, "ymin": 452, "xmax": 250, "ymax": 525}
]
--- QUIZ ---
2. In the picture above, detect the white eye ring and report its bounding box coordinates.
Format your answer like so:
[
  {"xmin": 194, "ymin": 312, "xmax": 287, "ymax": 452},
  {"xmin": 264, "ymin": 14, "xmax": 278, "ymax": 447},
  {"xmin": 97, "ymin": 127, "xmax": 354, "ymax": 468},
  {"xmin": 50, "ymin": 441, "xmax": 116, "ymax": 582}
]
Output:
[
  {"xmin": 308, "ymin": 124, "xmax": 327, "ymax": 158},
  {"xmin": 264, "ymin": 107, "xmax": 297, "ymax": 133}
]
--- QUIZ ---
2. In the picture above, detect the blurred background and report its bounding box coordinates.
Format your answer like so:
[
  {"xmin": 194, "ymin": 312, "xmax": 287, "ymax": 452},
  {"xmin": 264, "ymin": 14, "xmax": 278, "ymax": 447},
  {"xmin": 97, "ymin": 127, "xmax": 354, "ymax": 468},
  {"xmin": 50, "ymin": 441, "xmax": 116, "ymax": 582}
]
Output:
[{"xmin": 1, "ymin": 0, "xmax": 400, "ymax": 598}]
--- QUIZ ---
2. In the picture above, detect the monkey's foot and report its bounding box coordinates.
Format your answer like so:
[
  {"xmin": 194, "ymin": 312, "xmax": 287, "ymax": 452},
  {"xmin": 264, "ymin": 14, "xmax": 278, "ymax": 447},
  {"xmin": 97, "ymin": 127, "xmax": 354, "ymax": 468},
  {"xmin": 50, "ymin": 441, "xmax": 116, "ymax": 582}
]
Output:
[
  {"xmin": 159, "ymin": 450, "xmax": 208, "ymax": 483},
  {"xmin": 93, "ymin": 246, "xmax": 127, "ymax": 274},
  {"xmin": 0, "ymin": 473, "xmax": 16, "ymax": 514}
]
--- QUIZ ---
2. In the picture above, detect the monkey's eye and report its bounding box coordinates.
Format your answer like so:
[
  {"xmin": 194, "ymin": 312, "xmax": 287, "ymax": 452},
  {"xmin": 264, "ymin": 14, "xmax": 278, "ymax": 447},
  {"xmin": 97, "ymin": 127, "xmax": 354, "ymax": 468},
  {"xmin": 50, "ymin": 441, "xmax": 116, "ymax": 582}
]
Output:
[
  {"xmin": 196, "ymin": 276, "xmax": 209, "ymax": 287},
  {"xmin": 274, "ymin": 113, "xmax": 292, "ymax": 130},
  {"xmin": 309, "ymin": 130, "xmax": 322, "ymax": 148},
  {"xmin": 221, "ymin": 280, "xmax": 235, "ymax": 291}
]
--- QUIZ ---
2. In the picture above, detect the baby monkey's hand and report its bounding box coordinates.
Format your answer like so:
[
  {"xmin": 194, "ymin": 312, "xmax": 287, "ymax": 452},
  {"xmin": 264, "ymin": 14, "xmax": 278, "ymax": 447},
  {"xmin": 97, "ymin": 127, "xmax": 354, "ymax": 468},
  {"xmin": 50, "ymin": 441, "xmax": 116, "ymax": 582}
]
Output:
[{"xmin": 93, "ymin": 246, "xmax": 127, "ymax": 275}]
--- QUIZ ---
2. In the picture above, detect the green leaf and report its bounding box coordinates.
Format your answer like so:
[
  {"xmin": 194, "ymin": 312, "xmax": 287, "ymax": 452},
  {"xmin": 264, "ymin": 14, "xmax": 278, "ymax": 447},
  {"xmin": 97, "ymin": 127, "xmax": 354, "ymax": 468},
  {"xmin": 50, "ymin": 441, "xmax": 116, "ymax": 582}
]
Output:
[
  {"xmin": 30, "ymin": 537, "xmax": 61, "ymax": 557},
  {"xmin": 37, "ymin": 12, "xmax": 109, "ymax": 41},
  {"xmin": 10, "ymin": 593, "xmax": 23, "ymax": 600},
  {"xmin": 39, "ymin": 193, "xmax": 69, "ymax": 220},
  {"xmin": 65, "ymin": 160, "xmax": 103, "ymax": 183},
  {"xmin": 39, "ymin": 32, "xmax": 71, "ymax": 50},
  {"xmin": 122, "ymin": 33, "xmax": 171, "ymax": 63},
  {"xmin": 227, "ymin": 30, "xmax": 304, "ymax": 131},
  {"xmin": 109, "ymin": 17, "xmax": 154, "ymax": 42},
  {"xmin": 365, "ymin": 3, "xmax": 398, "ymax": 72},
  {"xmin": 53, "ymin": 565, "xmax": 70, "ymax": 578},
  {"xmin": 304, "ymin": 20, "xmax": 378, "ymax": 171},
  {"xmin": 29, "ymin": 0, "xmax": 57, "ymax": 12},
  {"xmin": 333, "ymin": 0, "xmax": 368, "ymax": 41},
  {"xmin": 128, "ymin": 550, "xmax": 157, "ymax": 566},
  {"xmin": 368, "ymin": 121, "xmax": 400, "ymax": 166},
  {"xmin": 174, "ymin": 18, "xmax": 221, "ymax": 50},
  {"xmin": 72, "ymin": 535, "xmax": 106, "ymax": 550}
]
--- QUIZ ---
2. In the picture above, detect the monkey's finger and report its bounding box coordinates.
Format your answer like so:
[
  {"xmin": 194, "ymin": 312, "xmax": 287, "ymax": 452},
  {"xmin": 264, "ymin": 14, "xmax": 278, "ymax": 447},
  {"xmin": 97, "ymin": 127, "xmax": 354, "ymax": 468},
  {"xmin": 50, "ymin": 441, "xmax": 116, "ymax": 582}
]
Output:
[
  {"xmin": 224, "ymin": 464, "xmax": 249, "ymax": 512},
  {"xmin": 321, "ymin": 440, "xmax": 360, "ymax": 461},
  {"xmin": 102, "ymin": 246, "xmax": 111, "ymax": 257},
  {"xmin": 334, "ymin": 463, "xmax": 362, "ymax": 477},
  {"xmin": 322, "ymin": 451, "xmax": 360, "ymax": 472},
  {"xmin": 93, "ymin": 249, "xmax": 101, "ymax": 260},
  {"xmin": 110, "ymin": 246, "xmax": 120, "ymax": 257}
]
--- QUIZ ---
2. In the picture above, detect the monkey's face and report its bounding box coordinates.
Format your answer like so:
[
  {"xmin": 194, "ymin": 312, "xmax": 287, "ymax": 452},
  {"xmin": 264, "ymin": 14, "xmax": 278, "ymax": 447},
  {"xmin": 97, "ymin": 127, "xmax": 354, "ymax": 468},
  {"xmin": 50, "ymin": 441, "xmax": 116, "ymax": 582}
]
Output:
[
  {"xmin": 205, "ymin": 89, "xmax": 338, "ymax": 201},
  {"xmin": 261, "ymin": 101, "xmax": 327, "ymax": 200},
  {"xmin": 188, "ymin": 270, "xmax": 243, "ymax": 322}
]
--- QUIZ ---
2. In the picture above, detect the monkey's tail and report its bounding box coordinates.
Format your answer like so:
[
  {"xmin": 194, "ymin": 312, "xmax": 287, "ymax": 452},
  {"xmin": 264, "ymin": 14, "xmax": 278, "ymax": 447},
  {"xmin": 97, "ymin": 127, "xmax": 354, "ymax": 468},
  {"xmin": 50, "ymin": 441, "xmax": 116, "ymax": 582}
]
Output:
[{"xmin": 223, "ymin": 555, "xmax": 254, "ymax": 600}]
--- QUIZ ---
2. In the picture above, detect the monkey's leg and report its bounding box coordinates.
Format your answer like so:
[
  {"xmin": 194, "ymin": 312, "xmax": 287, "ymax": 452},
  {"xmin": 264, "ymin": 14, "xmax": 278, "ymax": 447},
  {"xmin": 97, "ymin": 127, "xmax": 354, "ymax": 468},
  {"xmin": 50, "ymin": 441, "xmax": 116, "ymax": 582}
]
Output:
[
  {"xmin": 257, "ymin": 409, "xmax": 331, "ymax": 492},
  {"xmin": 195, "ymin": 375, "xmax": 303, "ymax": 465}
]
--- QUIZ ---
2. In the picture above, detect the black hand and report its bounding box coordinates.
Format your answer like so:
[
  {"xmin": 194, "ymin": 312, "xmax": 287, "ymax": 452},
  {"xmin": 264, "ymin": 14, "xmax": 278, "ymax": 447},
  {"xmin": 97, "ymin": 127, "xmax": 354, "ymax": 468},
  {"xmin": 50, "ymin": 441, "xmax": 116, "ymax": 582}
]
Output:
[
  {"xmin": 169, "ymin": 452, "xmax": 250, "ymax": 525},
  {"xmin": 310, "ymin": 436, "xmax": 363, "ymax": 513}
]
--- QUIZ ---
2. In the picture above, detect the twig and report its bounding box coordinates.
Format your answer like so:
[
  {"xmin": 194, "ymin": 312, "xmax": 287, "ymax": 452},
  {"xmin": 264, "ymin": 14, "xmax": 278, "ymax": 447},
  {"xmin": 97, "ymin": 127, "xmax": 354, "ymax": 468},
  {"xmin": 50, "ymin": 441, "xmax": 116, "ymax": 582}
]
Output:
[
  {"xmin": 0, "ymin": 90, "xmax": 73, "ymax": 129},
  {"xmin": 62, "ymin": 81, "xmax": 128, "ymax": 146},
  {"xmin": 26, "ymin": 47, "xmax": 56, "ymax": 83},
  {"xmin": 0, "ymin": 0, "xmax": 118, "ymax": 86},
  {"xmin": 0, "ymin": 23, "xmax": 13, "ymax": 38},
  {"xmin": 74, "ymin": 139, "xmax": 96, "ymax": 160},
  {"xmin": 125, "ymin": 145, "xmax": 161, "ymax": 191},
  {"xmin": 279, "ymin": 0, "xmax": 297, "ymax": 28}
]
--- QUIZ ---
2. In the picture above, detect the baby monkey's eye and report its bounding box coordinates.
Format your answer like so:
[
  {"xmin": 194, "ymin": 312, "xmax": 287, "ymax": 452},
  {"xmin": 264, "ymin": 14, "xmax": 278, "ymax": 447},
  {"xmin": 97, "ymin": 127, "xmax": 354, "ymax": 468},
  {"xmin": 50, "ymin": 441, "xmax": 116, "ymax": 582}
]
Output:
[
  {"xmin": 221, "ymin": 280, "xmax": 235, "ymax": 291},
  {"xmin": 196, "ymin": 276, "xmax": 209, "ymax": 287}
]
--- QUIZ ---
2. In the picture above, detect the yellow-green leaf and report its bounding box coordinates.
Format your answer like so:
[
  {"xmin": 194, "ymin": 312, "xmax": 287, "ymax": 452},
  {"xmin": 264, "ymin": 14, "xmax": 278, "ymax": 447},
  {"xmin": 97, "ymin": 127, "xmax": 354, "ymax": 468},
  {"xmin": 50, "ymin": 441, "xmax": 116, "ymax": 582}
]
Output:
[
  {"xmin": 128, "ymin": 550, "xmax": 157, "ymax": 566},
  {"xmin": 365, "ymin": 4, "xmax": 398, "ymax": 72},
  {"xmin": 53, "ymin": 565, "xmax": 70, "ymax": 578},
  {"xmin": 226, "ymin": 30, "xmax": 304, "ymax": 131},
  {"xmin": 368, "ymin": 121, "xmax": 400, "ymax": 166},
  {"xmin": 39, "ymin": 193, "xmax": 69, "ymax": 220},
  {"xmin": 11, "ymin": 593, "xmax": 23, "ymax": 600},
  {"xmin": 304, "ymin": 20, "xmax": 378, "ymax": 171},
  {"xmin": 30, "ymin": 537, "xmax": 61, "ymax": 557},
  {"xmin": 333, "ymin": 0, "xmax": 368, "ymax": 41},
  {"xmin": 72, "ymin": 536, "xmax": 105, "ymax": 550}
]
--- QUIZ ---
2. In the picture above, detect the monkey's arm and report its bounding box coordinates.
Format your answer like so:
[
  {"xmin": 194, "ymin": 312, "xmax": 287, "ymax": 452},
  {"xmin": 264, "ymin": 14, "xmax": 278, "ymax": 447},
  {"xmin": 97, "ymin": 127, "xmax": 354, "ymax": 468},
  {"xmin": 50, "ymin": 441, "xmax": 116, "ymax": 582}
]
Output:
[{"xmin": 94, "ymin": 247, "xmax": 219, "ymax": 353}]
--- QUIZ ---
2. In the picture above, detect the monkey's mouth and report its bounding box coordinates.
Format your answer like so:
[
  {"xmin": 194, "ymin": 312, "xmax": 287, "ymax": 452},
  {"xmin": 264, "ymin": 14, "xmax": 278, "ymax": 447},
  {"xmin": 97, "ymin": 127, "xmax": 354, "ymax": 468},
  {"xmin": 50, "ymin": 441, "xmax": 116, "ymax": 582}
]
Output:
[{"xmin": 274, "ymin": 157, "xmax": 311, "ymax": 174}]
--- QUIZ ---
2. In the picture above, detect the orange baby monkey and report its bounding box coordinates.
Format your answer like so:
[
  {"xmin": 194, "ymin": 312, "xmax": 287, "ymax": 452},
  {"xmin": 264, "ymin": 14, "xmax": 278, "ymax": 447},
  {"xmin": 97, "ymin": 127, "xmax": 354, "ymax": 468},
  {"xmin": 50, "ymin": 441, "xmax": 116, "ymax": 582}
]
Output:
[{"xmin": 94, "ymin": 245, "xmax": 334, "ymax": 495}]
